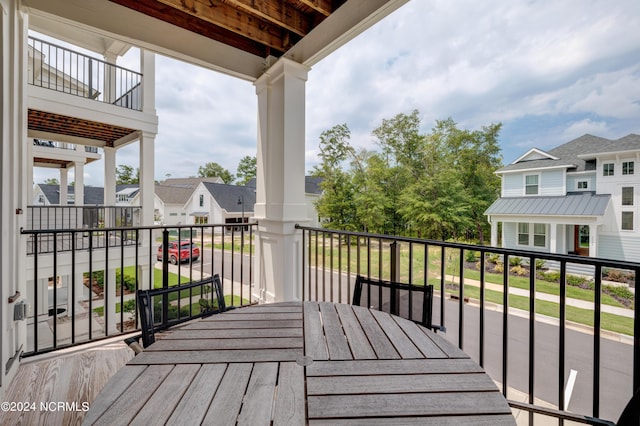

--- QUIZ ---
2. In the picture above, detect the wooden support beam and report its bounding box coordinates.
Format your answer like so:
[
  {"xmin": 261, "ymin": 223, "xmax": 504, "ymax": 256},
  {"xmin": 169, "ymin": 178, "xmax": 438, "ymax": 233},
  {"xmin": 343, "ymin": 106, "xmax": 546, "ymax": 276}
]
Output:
[
  {"xmin": 223, "ymin": 0, "xmax": 311, "ymax": 37},
  {"xmin": 297, "ymin": 0, "xmax": 335, "ymax": 17}
]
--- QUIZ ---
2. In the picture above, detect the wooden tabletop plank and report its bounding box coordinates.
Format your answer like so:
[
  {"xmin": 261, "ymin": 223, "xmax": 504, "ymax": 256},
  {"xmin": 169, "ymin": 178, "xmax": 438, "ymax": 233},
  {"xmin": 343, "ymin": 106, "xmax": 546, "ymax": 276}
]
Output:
[
  {"xmin": 352, "ymin": 306, "xmax": 400, "ymax": 359},
  {"xmin": 308, "ymin": 391, "xmax": 513, "ymax": 418},
  {"xmin": 417, "ymin": 324, "xmax": 470, "ymax": 359},
  {"xmin": 166, "ymin": 364, "xmax": 227, "ymax": 424},
  {"xmin": 309, "ymin": 414, "xmax": 517, "ymax": 425},
  {"xmin": 369, "ymin": 308, "xmax": 423, "ymax": 359},
  {"xmin": 272, "ymin": 362, "xmax": 305, "ymax": 425},
  {"xmin": 180, "ymin": 319, "xmax": 301, "ymax": 329},
  {"xmin": 89, "ymin": 364, "xmax": 174, "ymax": 426},
  {"xmin": 392, "ymin": 315, "xmax": 448, "ymax": 359},
  {"xmin": 306, "ymin": 358, "xmax": 484, "ymax": 376},
  {"xmin": 318, "ymin": 302, "xmax": 353, "ymax": 360},
  {"xmin": 82, "ymin": 365, "xmax": 146, "ymax": 425},
  {"xmin": 202, "ymin": 364, "xmax": 253, "ymax": 426},
  {"xmin": 307, "ymin": 372, "xmax": 499, "ymax": 395},
  {"xmin": 161, "ymin": 327, "xmax": 303, "ymax": 339},
  {"xmin": 334, "ymin": 303, "xmax": 376, "ymax": 359},
  {"xmin": 228, "ymin": 304, "xmax": 302, "ymax": 313},
  {"xmin": 130, "ymin": 364, "xmax": 200, "ymax": 425},
  {"xmin": 304, "ymin": 301, "xmax": 328, "ymax": 360},
  {"xmin": 237, "ymin": 362, "xmax": 278, "ymax": 426},
  {"xmin": 129, "ymin": 348, "xmax": 303, "ymax": 364},
  {"xmin": 202, "ymin": 312, "xmax": 301, "ymax": 321},
  {"xmin": 145, "ymin": 337, "xmax": 303, "ymax": 351}
]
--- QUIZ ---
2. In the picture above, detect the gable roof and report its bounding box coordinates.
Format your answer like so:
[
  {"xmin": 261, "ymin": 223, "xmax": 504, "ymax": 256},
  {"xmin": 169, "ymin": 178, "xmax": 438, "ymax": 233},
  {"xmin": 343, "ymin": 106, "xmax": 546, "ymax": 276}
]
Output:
[
  {"xmin": 155, "ymin": 184, "xmax": 193, "ymax": 205},
  {"xmin": 245, "ymin": 176, "xmax": 323, "ymax": 195},
  {"xmin": 37, "ymin": 184, "xmax": 104, "ymax": 205},
  {"xmin": 485, "ymin": 193, "xmax": 611, "ymax": 217},
  {"xmin": 202, "ymin": 182, "xmax": 256, "ymax": 213},
  {"xmin": 162, "ymin": 177, "xmax": 223, "ymax": 188},
  {"xmin": 498, "ymin": 134, "xmax": 640, "ymax": 174}
]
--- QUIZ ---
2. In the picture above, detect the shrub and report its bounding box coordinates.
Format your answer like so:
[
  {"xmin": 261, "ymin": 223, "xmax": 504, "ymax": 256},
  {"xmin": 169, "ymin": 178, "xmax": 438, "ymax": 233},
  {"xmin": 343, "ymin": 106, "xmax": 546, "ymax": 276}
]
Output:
[
  {"xmin": 603, "ymin": 284, "xmax": 635, "ymax": 302},
  {"xmin": 566, "ymin": 274, "xmax": 592, "ymax": 289},
  {"xmin": 486, "ymin": 253, "xmax": 501, "ymax": 264},
  {"xmin": 510, "ymin": 265, "xmax": 527, "ymax": 276},
  {"xmin": 540, "ymin": 271, "xmax": 560, "ymax": 283},
  {"xmin": 116, "ymin": 270, "xmax": 137, "ymax": 292},
  {"xmin": 509, "ymin": 257, "xmax": 522, "ymax": 267},
  {"xmin": 465, "ymin": 250, "xmax": 478, "ymax": 262},
  {"xmin": 535, "ymin": 259, "xmax": 547, "ymax": 270},
  {"xmin": 494, "ymin": 262, "xmax": 504, "ymax": 273}
]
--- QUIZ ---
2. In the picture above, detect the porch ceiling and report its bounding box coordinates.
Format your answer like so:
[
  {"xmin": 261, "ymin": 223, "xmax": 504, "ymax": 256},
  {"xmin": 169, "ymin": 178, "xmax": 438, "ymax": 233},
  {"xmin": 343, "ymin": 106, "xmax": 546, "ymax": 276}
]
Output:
[
  {"xmin": 28, "ymin": 109, "xmax": 138, "ymax": 148},
  {"xmin": 108, "ymin": 0, "xmax": 346, "ymax": 59}
]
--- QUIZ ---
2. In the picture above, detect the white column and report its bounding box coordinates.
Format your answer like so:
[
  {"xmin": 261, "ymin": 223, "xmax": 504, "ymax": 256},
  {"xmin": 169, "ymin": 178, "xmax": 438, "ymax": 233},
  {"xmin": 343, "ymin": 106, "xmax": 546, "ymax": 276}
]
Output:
[
  {"xmin": 589, "ymin": 224, "xmax": 598, "ymax": 257},
  {"xmin": 141, "ymin": 50, "xmax": 156, "ymax": 115},
  {"xmin": 254, "ymin": 58, "xmax": 309, "ymax": 303},
  {"xmin": 104, "ymin": 147, "xmax": 116, "ymax": 226},
  {"xmin": 27, "ymin": 138, "xmax": 33, "ymax": 203},
  {"xmin": 59, "ymin": 168, "xmax": 68, "ymax": 205},
  {"xmin": 105, "ymin": 268, "xmax": 117, "ymax": 333},
  {"xmin": 549, "ymin": 223, "xmax": 558, "ymax": 254},
  {"xmin": 1, "ymin": 0, "xmax": 29, "ymax": 392},
  {"xmin": 139, "ymin": 132, "xmax": 155, "ymax": 226},
  {"xmin": 103, "ymin": 52, "xmax": 117, "ymax": 104},
  {"xmin": 73, "ymin": 161, "xmax": 84, "ymax": 205},
  {"xmin": 490, "ymin": 219, "xmax": 498, "ymax": 247}
]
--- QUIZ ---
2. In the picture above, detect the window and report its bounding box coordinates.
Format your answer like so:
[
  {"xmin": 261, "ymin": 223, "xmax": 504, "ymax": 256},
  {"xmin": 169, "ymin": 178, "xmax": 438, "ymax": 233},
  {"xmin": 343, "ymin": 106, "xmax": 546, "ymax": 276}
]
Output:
[
  {"xmin": 518, "ymin": 223, "xmax": 529, "ymax": 245},
  {"xmin": 195, "ymin": 216, "xmax": 208, "ymax": 224},
  {"xmin": 525, "ymin": 175, "xmax": 539, "ymax": 195},
  {"xmin": 577, "ymin": 181, "xmax": 588, "ymax": 189},
  {"xmin": 603, "ymin": 163, "xmax": 614, "ymax": 176},
  {"xmin": 622, "ymin": 187, "xmax": 634, "ymax": 206},
  {"xmin": 169, "ymin": 213, "xmax": 178, "ymax": 216},
  {"xmin": 38, "ymin": 195, "xmax": 45, "ymax": 204},
  {"xmin": 199, "ymin": 194, "xmax": 204, "ymax": 207},
  {"xmin": 623, "ymin": 161, "xmax": 634, "ymax": 175},
  {"xmin": 622, "ymin": 212, "xmax": 634, "ymax": 230},
  {"xmin": 533, "ymin": 224, "xmax": 546, "ymax": 247}
]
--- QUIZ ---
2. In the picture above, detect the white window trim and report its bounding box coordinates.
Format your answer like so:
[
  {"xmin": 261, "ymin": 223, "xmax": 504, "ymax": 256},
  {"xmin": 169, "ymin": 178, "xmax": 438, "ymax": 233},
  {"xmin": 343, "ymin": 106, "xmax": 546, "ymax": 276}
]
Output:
[
  {"xmin": 576, "ymin": 180, "xmax": 588, "ymax": 190},
  {"xmin": 523, "ymin": 173, "xmax": 540, "ymax": 196},
  {"xmin": 516, "ymin": 222, "xmax": 548, "ymax": 248},
  {"xmin": 622, "ymin": 160, "xmax": 635, "ymax": 176},
  {"xmin": 621, "ymin": 211, "xmax": 634, "ymax": 231},
  {"xmin": 602, "ymin": 162, "xmax": 615, "ymax": 177}
]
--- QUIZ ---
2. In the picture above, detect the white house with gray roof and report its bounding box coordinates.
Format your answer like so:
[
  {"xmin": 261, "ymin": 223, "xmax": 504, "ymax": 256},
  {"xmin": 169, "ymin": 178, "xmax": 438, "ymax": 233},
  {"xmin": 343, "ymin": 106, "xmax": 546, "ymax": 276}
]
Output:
[
  {"xmin": 186, "ymin": 182, "xmax": 257, "ymax": 230},
  {"xmin": 485, "ymin": 134, "xmax": 640, "ymax": 262}
]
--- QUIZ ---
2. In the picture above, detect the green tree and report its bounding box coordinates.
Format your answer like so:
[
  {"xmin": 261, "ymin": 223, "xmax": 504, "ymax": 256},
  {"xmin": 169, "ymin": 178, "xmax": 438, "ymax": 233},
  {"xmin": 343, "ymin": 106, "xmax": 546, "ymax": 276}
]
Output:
[
  {"xmin": 236, "ymin": 156, "xmax": 256, "ymax": 185},
  {"xmin": 116, "ymin": 165, "xmax": 139, "ymax": 184},
  {"xmin": 198, "ymin": 162, "xmax": 234, "ymax": 184},
  {"xmin": 43, "ymin": 177, "xmax": 59, "ymax": 185}
]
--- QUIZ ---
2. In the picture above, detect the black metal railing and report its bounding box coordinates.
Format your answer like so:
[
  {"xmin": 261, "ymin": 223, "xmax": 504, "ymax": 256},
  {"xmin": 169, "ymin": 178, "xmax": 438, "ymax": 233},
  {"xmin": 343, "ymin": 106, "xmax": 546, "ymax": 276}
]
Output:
[
  {"xmin": 28, "ymin": 36, "xmax": 142, "ymax": 111},
  {"xmin": 296, "ymin": 225, "xmax": 639, "ymax": 424},
  {"xmin": 21, "ymin": 223, "xmax": 256, "ymax": 357}
]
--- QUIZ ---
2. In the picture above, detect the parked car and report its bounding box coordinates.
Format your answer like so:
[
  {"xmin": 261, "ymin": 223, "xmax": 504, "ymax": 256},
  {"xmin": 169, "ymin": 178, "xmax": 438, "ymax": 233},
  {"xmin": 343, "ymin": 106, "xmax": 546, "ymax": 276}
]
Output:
[{"xmin": 157, "ymin": 241, "xmax": 200, "ymax": 264}]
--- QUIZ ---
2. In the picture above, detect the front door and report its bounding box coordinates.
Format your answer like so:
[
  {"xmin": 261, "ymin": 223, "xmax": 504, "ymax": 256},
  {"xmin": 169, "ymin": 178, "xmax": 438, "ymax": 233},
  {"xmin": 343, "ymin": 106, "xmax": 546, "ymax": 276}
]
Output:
[{"xmin": 574, "ymin": 225, "xmax": 589, "ymax": 256}]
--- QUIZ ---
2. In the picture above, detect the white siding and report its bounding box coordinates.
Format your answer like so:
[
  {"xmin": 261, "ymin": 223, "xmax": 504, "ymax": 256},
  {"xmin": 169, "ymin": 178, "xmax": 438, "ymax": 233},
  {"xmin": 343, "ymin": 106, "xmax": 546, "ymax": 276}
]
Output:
[
  {"xmin": 502, "ymin": 174, "xmax": 521, "ymax": 197},
  {"xmin": 566, "ymin": 174, "xmax": 595, "ymax": 193},
  {"xmin": 598, "ymin": 234, "xmax": 640, "ymax": 262},
  {"xmin": 540, "ymin": 169, "xmax": 564, "ymax": 196}
]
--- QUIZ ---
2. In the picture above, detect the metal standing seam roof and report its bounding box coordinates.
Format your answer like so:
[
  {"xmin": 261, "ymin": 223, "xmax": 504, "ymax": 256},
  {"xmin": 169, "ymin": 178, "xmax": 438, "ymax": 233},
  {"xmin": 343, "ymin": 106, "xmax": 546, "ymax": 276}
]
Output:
[{"xmin": 485, "ymin": 193, "xmax": 611, "ymax": 217}]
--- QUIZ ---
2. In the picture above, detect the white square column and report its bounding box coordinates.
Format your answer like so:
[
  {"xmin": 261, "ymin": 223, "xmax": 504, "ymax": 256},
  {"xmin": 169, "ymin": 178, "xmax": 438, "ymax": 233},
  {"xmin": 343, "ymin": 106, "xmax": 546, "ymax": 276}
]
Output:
[
  {"xmin": 254, "ymin": 58, "xmax": 309, "ymax": 303},
  {"xmin": 73, "ymin": 161, "xmax": 84, "ymax": 205},
  {"xmin": 104, "ymin": 147, "xmax": 116, "ymax": 225},
  {"xmin": 59, "ymin": 168, "xmax": 68, "ymax": 205}
]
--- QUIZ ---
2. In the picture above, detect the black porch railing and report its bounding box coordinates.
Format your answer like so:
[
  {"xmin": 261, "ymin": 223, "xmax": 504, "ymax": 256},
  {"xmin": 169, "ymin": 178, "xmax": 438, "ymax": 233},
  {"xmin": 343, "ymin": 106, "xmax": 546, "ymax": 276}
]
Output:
[
  {"xmin": 296, "ymin": 225, "xmax": 639, "ymax": 424},
  {"xmin": 20, "ymin": 223, "xmax": 256, "ymax": 357},
  {"xmin": 28, "ymin": 36, "xmax": 142, "ymax": 111}
]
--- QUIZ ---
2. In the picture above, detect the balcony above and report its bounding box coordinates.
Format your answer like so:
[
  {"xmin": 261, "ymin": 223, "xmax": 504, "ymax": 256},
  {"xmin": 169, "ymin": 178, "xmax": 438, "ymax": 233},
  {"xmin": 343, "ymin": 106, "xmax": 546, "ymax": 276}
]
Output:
[{"xmin": 32, "ymin": 138, "xmax": 101, "ymax": 169}]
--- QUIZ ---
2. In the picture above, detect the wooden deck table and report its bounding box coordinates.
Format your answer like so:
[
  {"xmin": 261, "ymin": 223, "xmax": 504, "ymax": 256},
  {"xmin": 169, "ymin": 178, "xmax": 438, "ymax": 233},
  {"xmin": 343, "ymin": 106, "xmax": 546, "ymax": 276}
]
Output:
[{"xmin": 84, "ymin": 301, "xmax": 515, "ymax": 425}]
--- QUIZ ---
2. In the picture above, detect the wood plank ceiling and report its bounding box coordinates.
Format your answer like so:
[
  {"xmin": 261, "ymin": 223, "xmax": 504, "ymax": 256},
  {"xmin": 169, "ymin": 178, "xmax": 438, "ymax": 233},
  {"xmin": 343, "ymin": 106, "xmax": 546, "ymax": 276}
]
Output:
[{"xmin": 108, "ymin": 0, "xmax": 347, "ymax": 58}]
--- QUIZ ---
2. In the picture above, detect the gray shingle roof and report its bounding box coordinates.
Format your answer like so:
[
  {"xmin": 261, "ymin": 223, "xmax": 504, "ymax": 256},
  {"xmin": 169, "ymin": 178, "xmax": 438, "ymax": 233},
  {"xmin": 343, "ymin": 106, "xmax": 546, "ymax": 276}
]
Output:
[
  {"xmin": 155, "ymin": 184, "xmax": 193, "ymax": 205},
  {"xmin": 245, "ymin": 176, "xmax": 323, "ymax": 194},
  {"xmin": 38, "ymin": 184, "xmax": 104, "ymax": 205},
  {"xmin": 485, "ymin": 193, "xmax": 611, "ymax": 217},
  {"xmin": 498, "ymin": 134, "xmax": 640, "ymax": 173},
  {"xmin": 202, "ymin": 182, "xmax": 256, "ymax": 213}
]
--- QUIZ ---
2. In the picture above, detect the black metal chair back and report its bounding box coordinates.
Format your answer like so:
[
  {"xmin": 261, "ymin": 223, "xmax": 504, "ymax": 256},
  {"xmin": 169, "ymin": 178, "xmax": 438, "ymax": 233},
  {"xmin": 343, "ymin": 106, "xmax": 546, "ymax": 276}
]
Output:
[
  {"xmin": 136, "ymin": 289, "xmax": 155, "ymax": 348},
  {"xmin": 352, "ymin": 275, "xmax": 441, "ymax": 332}
]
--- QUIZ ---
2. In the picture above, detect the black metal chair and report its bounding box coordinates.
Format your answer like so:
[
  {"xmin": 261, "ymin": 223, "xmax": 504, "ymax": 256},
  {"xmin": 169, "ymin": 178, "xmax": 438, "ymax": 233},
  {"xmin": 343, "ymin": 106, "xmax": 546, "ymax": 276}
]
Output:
[
  {"xmin": 352, "ymin": 275, "xmax": 443, "ymax": 332},
  {"xmin": 125, "ymin": 273, "xmax": 227, "ymax": 354},
  {"xmin": 508, "ymin": 386, "xmax": 639, "ymax": 425}
]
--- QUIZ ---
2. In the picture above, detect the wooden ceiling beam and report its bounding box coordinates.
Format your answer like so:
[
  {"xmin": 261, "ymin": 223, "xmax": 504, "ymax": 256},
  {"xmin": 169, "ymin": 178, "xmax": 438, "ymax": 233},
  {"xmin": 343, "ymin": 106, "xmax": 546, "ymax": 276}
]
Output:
[
  {"xmin": 297, "ymin": 0, "xmax": 335, "ymax": 17},
  {"xmin": 156, "ymin": 0, "xmax": 297, "ymax": 52},
  {"xmin": 223, "ymin": 0, "xmax": 311, "ymax": 37}
]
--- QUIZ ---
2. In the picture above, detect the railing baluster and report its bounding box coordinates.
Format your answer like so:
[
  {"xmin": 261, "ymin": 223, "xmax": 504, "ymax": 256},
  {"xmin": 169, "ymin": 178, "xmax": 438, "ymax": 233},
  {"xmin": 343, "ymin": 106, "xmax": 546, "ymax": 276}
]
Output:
[
  {"xmin": 593, "ymin": 264, "xmax": 602, "ymax": 418},
  {"xmin": 529, "ymin": 256, "xmax": 536, "ymax": 425}
]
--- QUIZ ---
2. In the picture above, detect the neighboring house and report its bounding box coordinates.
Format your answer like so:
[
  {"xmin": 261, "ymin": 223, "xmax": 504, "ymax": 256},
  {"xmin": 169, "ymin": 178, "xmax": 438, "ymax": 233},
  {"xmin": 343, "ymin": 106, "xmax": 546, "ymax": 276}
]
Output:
[
  {"xmin": 245, "ymin": 176, "xmax": 323, "ymax": 227},
  {"xmin": 32, "ymin": 183, "xmax": 104, "ymax": 205},
  {"xmin": 485, "ymin": 134, "xmax": 640, "ymax": 262},
  {"xmin": 115, "ymin": 184, "xmax": 140, "ymax": 205},
  {"xmin": 161, "ymin": 177, "xmax": 224, "ymax": 188},
  {"xmin": 186, "ymin": 182, "xmax": 256, "ymax": 230},
  {"xmin": 153, "ymin": 184, "xmax": 193, "ymax": 225}
]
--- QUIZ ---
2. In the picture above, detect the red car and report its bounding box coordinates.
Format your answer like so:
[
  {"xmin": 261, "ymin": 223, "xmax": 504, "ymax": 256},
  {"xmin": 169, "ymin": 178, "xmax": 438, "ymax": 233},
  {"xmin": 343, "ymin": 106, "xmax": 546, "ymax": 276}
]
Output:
[{"xmin": 157, "ymin": 241, "xmax": 200, "ymax": 264}]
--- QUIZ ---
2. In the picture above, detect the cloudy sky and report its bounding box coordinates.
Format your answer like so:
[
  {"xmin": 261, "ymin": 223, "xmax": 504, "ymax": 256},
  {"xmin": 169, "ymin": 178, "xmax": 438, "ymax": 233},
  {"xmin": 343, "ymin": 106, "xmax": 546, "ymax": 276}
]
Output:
[{"xmin": 35, "ymin": 0, "xmax": 640, "ymax": 187}]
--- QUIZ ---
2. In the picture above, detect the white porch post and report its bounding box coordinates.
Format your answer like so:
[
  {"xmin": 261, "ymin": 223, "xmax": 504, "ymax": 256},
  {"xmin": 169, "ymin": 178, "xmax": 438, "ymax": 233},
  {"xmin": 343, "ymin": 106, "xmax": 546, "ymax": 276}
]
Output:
[
  {"xmin": 103, "ymin": 52, "xmax": 117, "ymax": 104},
  {"xmin": 0, "ymin": 0, "xmax": 28, "ymax": 395},
  {"xmin": 139, "ymin": 132, "xmax": 155, "ymax": 226},
  {"xmin": 59, "ymin": 168, "xmax": 68, "ymax": 205},
  {"xmin": 589, "ymin": 224, "xmax": 598, "ymax": 257},
  {"xmin": 141, "ymin": 50, "xmax": 155, "ymax": 115},
  {"xmin": 549, "ymin": 223, "xmax": 558, "ymax": 254},
  {"xmin": 73, "ymin": 161, "xmax": 84, "ymax": 205},
  {"xmin": 254, "ymin": 58, "xmax": 309, "ymax": 303},
  {"xmin": 490, "ymin": 219, "xmax": 498, "ymax": 247},
  {"xmin": 104, "ymin": 147, "xmax": 116, "ymax": 226}
]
